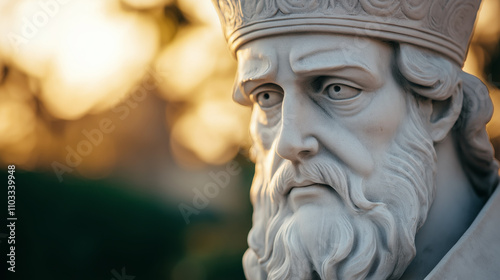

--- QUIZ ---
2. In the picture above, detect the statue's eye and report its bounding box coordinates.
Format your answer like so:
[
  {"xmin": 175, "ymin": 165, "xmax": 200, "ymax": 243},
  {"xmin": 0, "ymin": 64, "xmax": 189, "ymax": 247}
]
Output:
[
  {"xmin": 256, "ymin": 91, "xmax": 283, "ymax": 108},
  {"xmin": 325, "ymin": 84, "xmax": 361, "ymax": 100}
]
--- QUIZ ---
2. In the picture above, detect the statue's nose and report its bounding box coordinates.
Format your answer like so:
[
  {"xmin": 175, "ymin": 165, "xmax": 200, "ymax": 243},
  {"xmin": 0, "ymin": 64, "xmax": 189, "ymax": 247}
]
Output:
[
  {"xmin": 273, "ymin": 90, "xmax": 374, "ymax": 177},
  {"xmin": 276, "ymin": 127, "xmax": 319, "ymax": 162},
  {"xmin": 275, "ymin": 95, "xmax": 319, "ymax": 162}
]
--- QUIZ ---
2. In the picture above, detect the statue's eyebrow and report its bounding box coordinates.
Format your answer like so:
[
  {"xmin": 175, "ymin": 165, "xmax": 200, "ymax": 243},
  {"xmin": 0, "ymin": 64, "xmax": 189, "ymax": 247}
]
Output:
[
  {"xmin": 240, "ymin": 74, "xmax": 273, "ymax": 95},
  {"xmin": 290, "ymin": 49, "xmax": 382, "ymax": 88},
  {"xmin": 233, "ymin": 48, "xmax": 277, "ymax": 105},
  {"xmin": 238, "ymin": 63, "xmax": 276, "ymax": 96},
  {"xmin": 232, "ymin": 75, "xmax": 272, "ymax": 106}
]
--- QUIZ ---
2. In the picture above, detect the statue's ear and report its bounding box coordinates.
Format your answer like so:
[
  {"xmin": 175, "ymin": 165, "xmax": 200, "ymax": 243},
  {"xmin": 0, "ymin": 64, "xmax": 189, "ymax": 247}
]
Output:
[{"xmin": 429, "ymin": 84, "xmax": 463, "ymax": 142}]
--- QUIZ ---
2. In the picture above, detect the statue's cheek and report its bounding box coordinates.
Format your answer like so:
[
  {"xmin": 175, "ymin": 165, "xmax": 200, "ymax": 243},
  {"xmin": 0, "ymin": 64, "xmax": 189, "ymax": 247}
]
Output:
[{"xmin": 250, "ymin": 105, "xmax": 281, "ymax": 152}]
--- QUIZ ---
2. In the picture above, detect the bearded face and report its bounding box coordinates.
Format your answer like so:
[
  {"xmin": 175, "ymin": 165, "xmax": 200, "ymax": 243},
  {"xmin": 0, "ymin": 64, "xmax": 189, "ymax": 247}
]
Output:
[
  {"xmin": 245, "ymin": 95, "xmax": 436, "ymax": 279},
  {"xmin": 234, "ymin": 34, "xmax": 438, "ymax": 279}
]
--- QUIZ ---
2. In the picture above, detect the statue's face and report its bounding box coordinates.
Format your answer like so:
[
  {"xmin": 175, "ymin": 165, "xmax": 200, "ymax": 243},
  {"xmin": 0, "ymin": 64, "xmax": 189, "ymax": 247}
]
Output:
[
  {"xmin": 236, "ymin": 34, "xmax": 437, "ymax": 279},
  {"xmin": 237, "ymin": 33, "xmax": 406, "ymax": 187}
]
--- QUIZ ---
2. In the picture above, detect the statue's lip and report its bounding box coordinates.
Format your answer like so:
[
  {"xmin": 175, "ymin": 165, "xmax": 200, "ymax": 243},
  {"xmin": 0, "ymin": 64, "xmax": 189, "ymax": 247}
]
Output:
[
  {"xmin": 288, "ymin": 184, "xmax": 331, "ymax": 210},
  {"xmin": 283, "ymin": 181, "xmax": 330, "ymax": 196}
]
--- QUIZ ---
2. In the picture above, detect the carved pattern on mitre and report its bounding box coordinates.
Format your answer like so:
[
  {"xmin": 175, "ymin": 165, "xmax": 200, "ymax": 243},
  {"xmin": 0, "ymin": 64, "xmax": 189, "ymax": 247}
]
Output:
[{"xmin": 212, "ymin": 0, "xmax": 481, "ymax": 66}]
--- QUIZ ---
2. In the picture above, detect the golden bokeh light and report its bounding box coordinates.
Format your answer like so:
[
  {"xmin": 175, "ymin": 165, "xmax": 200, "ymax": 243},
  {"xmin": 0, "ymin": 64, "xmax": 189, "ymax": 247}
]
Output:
[
  {"xmin": 0, "ymin": 0, "xmax": 162, "ymax": 120},
  {"xmin": 121, "ymin": 0, "xmax": 174, "ymax": 10},
  {"xmin": 171, "ymin": 96, "xmax": 250, "ymax": 166},
  {"xmin": 177, "ymin": 0, "xmax": 222, "ymax": 27},
  {"xmin": 473, "ymin": 0, "xmax": 500, "ymax": 41},
  {"xmin": 0, "ymin": 0, "xmax": 498, "ymax": 176},
  {"xmin": 463, "ymin": 0, "xmax": 500, "ymax": 141},
  {"xmin": 156, "ymin": 26, "xmax": 223, "ymax": 101},
  {"xmin": 0, "ymin": 69, "xmax": 37, "ymax": 166}
]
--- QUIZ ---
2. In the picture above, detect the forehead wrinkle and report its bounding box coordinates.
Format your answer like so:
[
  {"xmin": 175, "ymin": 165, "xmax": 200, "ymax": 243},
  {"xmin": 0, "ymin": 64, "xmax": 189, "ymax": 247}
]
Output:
[{"xmin": 290, "ymin": 47, "xmax": 373, "ymax": 75}]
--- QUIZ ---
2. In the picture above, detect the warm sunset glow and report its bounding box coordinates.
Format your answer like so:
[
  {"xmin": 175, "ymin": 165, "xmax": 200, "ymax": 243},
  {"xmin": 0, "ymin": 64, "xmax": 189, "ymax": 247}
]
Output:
[
  {"xmin": 156, "ymin": 26, "xmax": 222, "ymax": 101},
  {"xmin": 154, "ymin": 0, "xmax": 245, "ymax": 165},
  {"xmin": 0, "ymin": 0, "xmax": 161, "ymax": 120},
  {"xmin": 464, "ymin": 0, "xmax": 500, "ymax": 141},
  {"xmin": 177, "ymin": 0, "xmax": 222, "ymax": 27},
  {"xmin": 0, "ymin": 0, "xmax": 498, "ymax": 175},
  {"xmin": 122, "ymin": 0, "xmax": 174, "ymax": 10},
  {"xmin": 0, "ymin": 69, "xmax": 37, "ymax": 165},
  {"xmin": 171, "ymin": 98, "xmax": 250, "ymax": 165},
  {"xmin": 40, "ymin": 7, "xmax": 160, "ymax": 119}
]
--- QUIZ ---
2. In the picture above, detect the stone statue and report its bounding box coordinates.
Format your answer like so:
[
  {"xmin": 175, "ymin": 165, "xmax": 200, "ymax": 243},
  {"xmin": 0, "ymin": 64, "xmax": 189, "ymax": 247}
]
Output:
[{"xmin": 212, "ymin": 0, "xmax": 500, "ymax": 279}]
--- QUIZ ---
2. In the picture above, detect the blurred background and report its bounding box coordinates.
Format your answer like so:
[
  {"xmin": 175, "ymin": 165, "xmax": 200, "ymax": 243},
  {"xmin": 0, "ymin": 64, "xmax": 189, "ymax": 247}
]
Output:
[{"xmin": 0, "ymin": 0, "xmax": 499, "ymax": 279}]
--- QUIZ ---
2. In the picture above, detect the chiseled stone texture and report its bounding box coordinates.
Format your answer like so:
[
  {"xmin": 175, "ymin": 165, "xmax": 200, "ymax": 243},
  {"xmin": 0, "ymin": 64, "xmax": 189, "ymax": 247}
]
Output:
[{"xmin": 212, "ymin": 0, "xmax": 500, "ymax": 279}]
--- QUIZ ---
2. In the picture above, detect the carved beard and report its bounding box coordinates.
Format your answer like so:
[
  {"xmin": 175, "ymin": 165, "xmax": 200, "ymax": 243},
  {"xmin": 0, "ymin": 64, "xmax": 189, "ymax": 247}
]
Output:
[{"xmin": 243, "ymin": 95, "xmax": 437, "ymax": 279}]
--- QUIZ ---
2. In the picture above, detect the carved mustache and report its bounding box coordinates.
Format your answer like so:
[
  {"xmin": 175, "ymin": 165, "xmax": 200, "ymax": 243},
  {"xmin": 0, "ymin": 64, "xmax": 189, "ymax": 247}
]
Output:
[
  {"xmin": 257, "ymin": 159, "xmax": 364, "ymax": 266},
  {"xmin": 268, "ymin": 160, "xmax": 362, "ymax": 211}
]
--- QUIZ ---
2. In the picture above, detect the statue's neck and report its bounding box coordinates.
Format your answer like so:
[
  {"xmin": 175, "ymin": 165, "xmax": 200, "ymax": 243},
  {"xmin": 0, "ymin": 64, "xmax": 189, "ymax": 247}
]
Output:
[{"xmin": 400, "ymin": 133, "xmax": 486, "ymax": 279}]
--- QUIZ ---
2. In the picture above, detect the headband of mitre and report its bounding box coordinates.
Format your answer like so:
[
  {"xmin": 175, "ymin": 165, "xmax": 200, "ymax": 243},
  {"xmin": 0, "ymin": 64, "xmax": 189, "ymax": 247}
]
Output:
[{"xmin": 212, "ymin": 0, "xmax": 482, "ymax": 67}]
